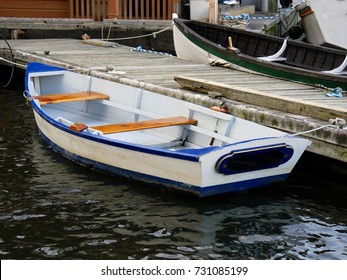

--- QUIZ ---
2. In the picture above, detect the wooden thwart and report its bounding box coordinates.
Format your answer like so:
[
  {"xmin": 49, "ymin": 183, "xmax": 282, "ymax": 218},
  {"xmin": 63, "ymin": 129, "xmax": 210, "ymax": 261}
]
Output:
[
  {"xmin": 92, "ymin": 116, "xmax": 198, "ymax": 134},
  {"xmin": 34, "ymin": 91, "xmax": 109, "ymax": 105}
]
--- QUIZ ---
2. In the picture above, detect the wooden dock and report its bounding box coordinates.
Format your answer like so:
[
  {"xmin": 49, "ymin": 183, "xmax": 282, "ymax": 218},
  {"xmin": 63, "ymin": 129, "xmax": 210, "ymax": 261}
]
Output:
[{"xmin": 2, "ymin": 38, "xmax": 347, "ymax": 163}]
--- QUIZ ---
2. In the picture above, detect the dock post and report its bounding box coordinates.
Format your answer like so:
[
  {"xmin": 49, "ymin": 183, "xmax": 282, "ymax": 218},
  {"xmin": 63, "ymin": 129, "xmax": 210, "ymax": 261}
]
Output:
[{"xmin": 209, "ymin": 0, "xmax": 218, "ymax": 23}]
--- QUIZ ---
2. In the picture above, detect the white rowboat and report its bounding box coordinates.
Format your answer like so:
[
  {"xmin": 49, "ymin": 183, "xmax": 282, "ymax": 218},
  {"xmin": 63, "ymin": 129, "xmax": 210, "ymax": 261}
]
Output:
[{"xmin": 24, "ymin": 62, "xmax": 311, "ymax": 197}]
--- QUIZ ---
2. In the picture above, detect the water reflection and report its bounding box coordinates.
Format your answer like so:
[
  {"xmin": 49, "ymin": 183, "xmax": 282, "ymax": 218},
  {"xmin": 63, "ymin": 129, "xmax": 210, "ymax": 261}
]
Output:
[{"xmin": 1, "ymin": 85, "xmax": 347, "ymax": 260}]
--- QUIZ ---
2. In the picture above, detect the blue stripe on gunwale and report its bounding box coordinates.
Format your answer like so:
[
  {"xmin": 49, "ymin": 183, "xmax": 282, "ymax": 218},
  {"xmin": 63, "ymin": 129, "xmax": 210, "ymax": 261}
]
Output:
[
  {"xmin": 25, "ymin": 62, "xmax": 65, "ymax": 91},
  {"xmin": 31, "ymin": 104, "xmax": 205, "ymax": 162}
]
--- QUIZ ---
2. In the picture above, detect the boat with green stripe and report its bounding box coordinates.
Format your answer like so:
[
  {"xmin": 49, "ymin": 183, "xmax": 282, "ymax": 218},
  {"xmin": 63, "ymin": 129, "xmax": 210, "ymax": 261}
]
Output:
[{"xmin": 173, "ymin": 17, "xmax": 347, "ymax": 91}]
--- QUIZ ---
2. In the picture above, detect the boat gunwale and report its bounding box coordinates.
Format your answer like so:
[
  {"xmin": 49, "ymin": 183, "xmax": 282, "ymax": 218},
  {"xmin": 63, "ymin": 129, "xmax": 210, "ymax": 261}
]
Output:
[
  {"xmin": 30, "ymin": 100, "xmax": 207, "ymax": 162},
  {"xmin": 31, "ymin": 100, "xmax": 289, "ymax": 163},
  {"xmin": 179, "ymin": 18, "xmax": 347, "ymax": 57}
]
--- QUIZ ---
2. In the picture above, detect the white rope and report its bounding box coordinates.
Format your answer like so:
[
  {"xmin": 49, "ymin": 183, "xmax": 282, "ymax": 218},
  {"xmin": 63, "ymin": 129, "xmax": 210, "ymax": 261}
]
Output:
[
  {"xmin": 290, "ymin": 118, "xmax": 347, "ymax": 137},
  {"xmin": 0, "ymin": 57, "xmax": 27, "ymax": 68},
  {"xmin": 102, "ymin": 23, "xmax": 173, "ymax": 42},
  {"xmin": 290, "ymin": 124, "xmax": 336, "ymax": 137}
]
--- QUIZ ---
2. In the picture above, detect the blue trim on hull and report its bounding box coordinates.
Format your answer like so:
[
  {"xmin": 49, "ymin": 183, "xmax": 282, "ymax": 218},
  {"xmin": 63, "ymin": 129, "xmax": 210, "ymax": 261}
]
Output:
[
  {"xmin": 200, "ymin": 174, "xmax": 289, "ymax": 197},
  {"xmin": 30, "ymin": 104, "xmax": 204, "ymax": 162},
  {"xmin": 38, "ymin": 129, "xmax": 289, "ymax": 197},
  {"xmin": 25, "ymin": 62, "xmax": 65, "ymax": 91}
]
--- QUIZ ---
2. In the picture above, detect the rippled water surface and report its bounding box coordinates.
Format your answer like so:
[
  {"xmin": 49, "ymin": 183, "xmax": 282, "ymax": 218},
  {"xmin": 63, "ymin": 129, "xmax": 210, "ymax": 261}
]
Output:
[{"xmin": 1, "ymin": 83, "xmax": 347, "ymax": 260}]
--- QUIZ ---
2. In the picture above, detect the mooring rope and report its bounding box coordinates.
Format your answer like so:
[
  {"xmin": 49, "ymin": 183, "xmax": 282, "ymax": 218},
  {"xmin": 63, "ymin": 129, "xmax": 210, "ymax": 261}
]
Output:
[
  {"xmin": 0, "ymin": 57, "xmax": 27, "ymax": 68},
  {"xmin": 315, "ymin": 84, "xmax": 345, "ymax": 98},
  {"xmin": 102, "ymin": 22, "xmax": 173, "ymax": 42},
  {"xmin": 0, "ymin": 32, "xmax": 15, "ymax": 88},
  {"xmin": 290, "ymin": 118, "xmax": 347, "ymax": 137}
]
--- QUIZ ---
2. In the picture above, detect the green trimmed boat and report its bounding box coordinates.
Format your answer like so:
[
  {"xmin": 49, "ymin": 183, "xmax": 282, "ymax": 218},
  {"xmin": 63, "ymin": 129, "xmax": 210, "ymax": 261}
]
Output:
[{"xmin": 173, "ymin": 17, "xmax": 347, "ymax": 91}]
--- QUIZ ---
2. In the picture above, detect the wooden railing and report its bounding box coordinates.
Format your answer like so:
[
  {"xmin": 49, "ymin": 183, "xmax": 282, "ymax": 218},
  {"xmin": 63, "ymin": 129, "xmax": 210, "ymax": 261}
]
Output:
[
  {"xmin": 110, "ymin": 0, "xmax": 175, "ymax": 20},
  {"xmin": 69, "ymin": 0, "xmax": 107, "ymax": 21},
  {"xmin": 69, "ymin": 0, "xmax": 178, "ymax": 20}
]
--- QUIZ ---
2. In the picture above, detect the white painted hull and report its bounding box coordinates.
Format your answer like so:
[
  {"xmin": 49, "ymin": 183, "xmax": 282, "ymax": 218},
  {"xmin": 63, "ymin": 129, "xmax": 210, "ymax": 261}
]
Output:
[
  {"xmin": 173, "ymin": 20, "xmax": 253, "ymax": 73},
  {"xmin": 25, "ymin": 63, "xmax": 311, "ymax": 197},
  {"xmin": 173, "ymin": 22, "xmax": 223, "ymax": 65}
]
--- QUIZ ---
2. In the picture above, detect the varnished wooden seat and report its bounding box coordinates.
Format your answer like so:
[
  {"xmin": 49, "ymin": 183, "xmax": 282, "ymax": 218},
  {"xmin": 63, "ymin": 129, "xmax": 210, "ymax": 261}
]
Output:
[
  {"xmin": 34, "ymin": 91, "xmax": 109, "ymax": 105},
  {"xmin": 92, "ymin": 116, "xmax": 198, "ymax": 134}
]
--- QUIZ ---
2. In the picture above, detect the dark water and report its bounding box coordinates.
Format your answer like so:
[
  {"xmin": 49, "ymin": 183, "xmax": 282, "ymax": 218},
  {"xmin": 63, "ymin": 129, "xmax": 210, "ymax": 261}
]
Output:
[{"xmin": 1, "ymin": 77, "xmax": 347, "ymax": 260}]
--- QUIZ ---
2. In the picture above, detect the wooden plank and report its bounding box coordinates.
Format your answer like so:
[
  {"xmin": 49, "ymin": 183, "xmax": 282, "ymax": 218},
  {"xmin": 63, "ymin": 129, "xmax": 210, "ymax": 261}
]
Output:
[
  {"xmin": 146, "ymin": 0, "xmax": 150, "ymax": 19},
  {"xmin": 81, "ymin": 0, "xmax": 85, "ymax": 18},
  {"xmin": 96, "ymin": 0, "xmax": 100, "ymax": 20},
  {"xmin": 123, "ymin": 0, "xmax": 128, "ymax": 19},
  {"xmin": 34, "ymin": 91, "xmax": 109, "ymax": 105},
  {"xmin": 75, "ymin": 0, "xmax": 80, "ymax": 17},
  {"xmin": 92, "ymin": 116, "xmax": 198, "ymax": 134},
  {"xmin": 129, "ymin": 0, "xmax": 132, "ymax": 19},
  {"xmin": 174, "ymin": 75, "xmax": 347, "ymax": 121},
  {"xmin": 91, "ymin": 0, "xmax": 96, "ymax": 19},
  {"xmin": 157, "ymin": 0, "xmax": 161, "ymax": 19},
  {"xmin": 140, "ymin": 0, "xmax": 144, "ymax": 18},
  {"xmin": 102, "ymin": 0, "xmax": 106, "ymax": 20},
  {"xmin": 69, "ymin": 0, "xmax": 73, "ymax": 18},
  {"xmin": 1, "ymin": 10, "xmax": 69, "ymax": 18},
  {"xmin": 86, "ymin": 0, "xmax": 90, "ymax": 18},
  {"xmin": 151, "ymin": 0, "xmax": 155, "ymax": 20},
  {"xmin": 107, "ymin": 0, "xmax": 117, "ymax": 18},
  {"xmin": 0, "ymin": 0, "xmax": 68, "ymax": 10},
  {"xmin": 135, "ymin": 0, "xmax": 139, "ymax": 19}
]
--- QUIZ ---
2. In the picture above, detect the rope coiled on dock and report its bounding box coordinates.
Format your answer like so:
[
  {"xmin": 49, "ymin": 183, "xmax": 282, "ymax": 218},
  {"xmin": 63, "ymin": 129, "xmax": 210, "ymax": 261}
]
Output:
[{"xmin": 131, "ymin": 45, "xmax": 173, "ymax": 56}]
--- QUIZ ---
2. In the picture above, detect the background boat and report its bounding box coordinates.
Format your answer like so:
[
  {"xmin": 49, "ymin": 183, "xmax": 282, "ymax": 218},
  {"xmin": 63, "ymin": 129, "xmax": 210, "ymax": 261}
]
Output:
[{"xmin": 173, "ymin": 17, "xmax": 347, "ymax": 90}]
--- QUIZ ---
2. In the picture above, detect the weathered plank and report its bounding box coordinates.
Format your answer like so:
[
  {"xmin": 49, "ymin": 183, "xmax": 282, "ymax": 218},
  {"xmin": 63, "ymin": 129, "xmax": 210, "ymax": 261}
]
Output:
[
  {"xmin": 34, "ymin": 91, "xmax": 109, "ymax": 105},
  {"xmin": 174, "ymin": 75, "xmax": 347, "ymax": 121},
  {"xmin": 92, "ymin": 116, "xmax": 198, "ymax": 134}
]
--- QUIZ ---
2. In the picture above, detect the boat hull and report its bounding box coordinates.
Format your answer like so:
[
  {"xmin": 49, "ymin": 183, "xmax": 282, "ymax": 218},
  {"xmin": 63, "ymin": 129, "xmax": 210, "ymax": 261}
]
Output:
[
  {"xmin": 32, "ymin": 107, "xmax": 306, "ymax": 197},
  {"xmin": 26, "ymin": 62, "xmax": 311, "ymax": 197}
]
